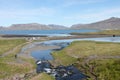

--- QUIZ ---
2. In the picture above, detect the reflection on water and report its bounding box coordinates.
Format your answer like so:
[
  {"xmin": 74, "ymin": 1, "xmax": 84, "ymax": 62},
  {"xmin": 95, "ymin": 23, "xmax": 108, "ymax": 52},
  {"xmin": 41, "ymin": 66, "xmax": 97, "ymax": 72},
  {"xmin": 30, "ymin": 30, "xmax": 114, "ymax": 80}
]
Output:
[
  {"xmin": 31, "ymin": 50, "xmax": 53, "ymax": 60},
  {"xmin": 31, "ymin": 42, "xmax": 70, "ymax": 60},
  {"xmin": 21, "ymin": 37, "xmax": 120, "ymax": 60}
]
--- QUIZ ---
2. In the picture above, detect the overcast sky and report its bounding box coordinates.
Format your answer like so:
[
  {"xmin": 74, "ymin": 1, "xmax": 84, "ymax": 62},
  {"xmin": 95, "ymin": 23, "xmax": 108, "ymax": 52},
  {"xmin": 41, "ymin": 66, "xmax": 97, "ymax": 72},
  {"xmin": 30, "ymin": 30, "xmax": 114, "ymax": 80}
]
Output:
[{"xmin": 0, "ymin": 0, "xmax": 120, "ymax": 27}]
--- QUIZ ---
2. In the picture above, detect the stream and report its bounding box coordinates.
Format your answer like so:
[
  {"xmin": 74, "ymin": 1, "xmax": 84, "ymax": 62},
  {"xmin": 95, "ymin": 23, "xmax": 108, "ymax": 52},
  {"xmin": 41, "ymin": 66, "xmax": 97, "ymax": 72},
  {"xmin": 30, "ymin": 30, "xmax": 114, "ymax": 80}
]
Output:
[{"xmin": 20, "ymin": 37, "xmax": 120, "ymax": 60}]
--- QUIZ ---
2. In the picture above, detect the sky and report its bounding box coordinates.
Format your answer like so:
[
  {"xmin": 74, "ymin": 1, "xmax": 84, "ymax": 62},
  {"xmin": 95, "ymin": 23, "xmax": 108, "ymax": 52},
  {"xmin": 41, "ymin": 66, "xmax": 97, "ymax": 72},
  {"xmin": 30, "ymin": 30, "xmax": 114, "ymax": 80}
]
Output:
[{"xmin": 0, "ymin": 0, "xmax": 120, "ymax": 27}]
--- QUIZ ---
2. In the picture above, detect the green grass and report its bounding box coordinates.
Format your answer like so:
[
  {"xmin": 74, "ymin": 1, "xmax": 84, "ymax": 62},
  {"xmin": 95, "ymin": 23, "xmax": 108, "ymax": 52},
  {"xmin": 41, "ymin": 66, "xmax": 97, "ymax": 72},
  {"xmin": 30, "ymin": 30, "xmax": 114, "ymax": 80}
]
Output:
[
  {"xmin": 52, "ymin": 41, "xmax": 120, "ymax": 80},
  {"xmin": 1, "ymin": 39, "xmax": 119, "ymax": 79},
  {"xmin": 30, "ymin": 73, "xmax": 55, "ymax": 80},
  {"xmin": 71, "ymin": 30, "xmax": 120, "ymax": 35},
  {"xmin": 53, "ymin": 41, "xmax": 120, "ymax": 58},
  {"xmin": 89, "ymin": 59, "xmax": 120, "ymax": 80},
  {"xmin": 89, "ymin": 30, "xmax": 120, "ymax": 35},
  {"xmin": 0, "ymin": 62, "xmax": 30, "ymax": 78},
  {"xmin": 39, "ymin": 73, "xmax": 55, "ymax": 80},
  {"xmin": 0, "ymin": 39, "xmax": 26, "ymax": 55},
  {"xmin": 52, "ymin": 51, "xmax": 77, "ymax": 65},
  {"xmin": 0, "ymin": 39, "xmax": 35, "ymax": 79}
]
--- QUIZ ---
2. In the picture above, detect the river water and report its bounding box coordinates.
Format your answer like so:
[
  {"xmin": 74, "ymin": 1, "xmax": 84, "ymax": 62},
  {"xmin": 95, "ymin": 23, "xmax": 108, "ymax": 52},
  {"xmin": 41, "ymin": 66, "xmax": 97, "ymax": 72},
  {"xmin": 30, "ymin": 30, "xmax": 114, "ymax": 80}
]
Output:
[{"xmin": 20, "ymin": 37, "xmax": 120, "ymax": 60}]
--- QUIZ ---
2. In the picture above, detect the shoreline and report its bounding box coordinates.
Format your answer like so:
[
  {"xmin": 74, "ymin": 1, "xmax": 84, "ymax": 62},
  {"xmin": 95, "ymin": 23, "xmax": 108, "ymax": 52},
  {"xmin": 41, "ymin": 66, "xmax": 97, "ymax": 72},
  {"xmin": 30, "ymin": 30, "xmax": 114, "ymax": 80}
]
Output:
[
  {"xmin": 17, "ymin": 40, "xmax": 63, "ymax": 61},
  {"xmin": 1, "ymin": 34, "xmax": 119, "ymax": 61},
  {"xmin": 48, "ymin": 34, "xmax": 114, "ymax": 40},
  {"xmin": 17, "ymin": 34, "xmax": 117, "ymax": 58},
  {"xmin": 0, "ymin": 34, "xmax": 113, "ymax": 39}
]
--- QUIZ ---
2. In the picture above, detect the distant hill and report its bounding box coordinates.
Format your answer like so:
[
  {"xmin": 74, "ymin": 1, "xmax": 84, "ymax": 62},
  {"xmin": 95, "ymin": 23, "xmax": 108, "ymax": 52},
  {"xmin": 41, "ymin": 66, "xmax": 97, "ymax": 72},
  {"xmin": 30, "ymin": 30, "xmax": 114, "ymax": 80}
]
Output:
[
  {"xmin": 0, "ymin": 17, "xmax": 120, "ymax": 30},
  {"xmin": 0, "ymin": 26, "xmax": 6, "ymax": 30},
  {"xmin": 48, "ymin": 24, "xmax": 67, "ymax": 29},
  {"xmin": 71, "ymin": 17, "xmax": 120, "ymax": 30},
  {"xmin": 0, "ymin": 23, "xmax": 68, "ymax": 30}
]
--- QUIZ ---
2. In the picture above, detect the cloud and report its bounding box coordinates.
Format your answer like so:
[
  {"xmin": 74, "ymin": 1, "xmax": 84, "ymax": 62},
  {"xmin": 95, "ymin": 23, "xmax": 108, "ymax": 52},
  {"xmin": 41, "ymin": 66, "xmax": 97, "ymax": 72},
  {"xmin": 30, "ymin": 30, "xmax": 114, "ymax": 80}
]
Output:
[{"xmin": 64, "ymin": 8, "xmax": 120, "ymax": 21}]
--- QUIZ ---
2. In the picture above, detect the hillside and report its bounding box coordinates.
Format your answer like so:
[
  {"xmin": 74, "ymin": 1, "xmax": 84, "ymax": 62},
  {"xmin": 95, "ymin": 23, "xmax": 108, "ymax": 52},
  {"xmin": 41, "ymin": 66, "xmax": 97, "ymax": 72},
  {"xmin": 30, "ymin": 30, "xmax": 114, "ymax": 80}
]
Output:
[
  {"xmin": 0, "ymin": 23, "xmax": 68, "ymax": 30},
  {"xmin": 1, "ymin": 17, "xmax": 120, "ymax": 30},
  {"xmin": 71, "ymin": 17, "xmax": 120, "ymax": 30},
  {"xmin": 48, "ymin": 24, "xmax": 67, "ymax": 29}
]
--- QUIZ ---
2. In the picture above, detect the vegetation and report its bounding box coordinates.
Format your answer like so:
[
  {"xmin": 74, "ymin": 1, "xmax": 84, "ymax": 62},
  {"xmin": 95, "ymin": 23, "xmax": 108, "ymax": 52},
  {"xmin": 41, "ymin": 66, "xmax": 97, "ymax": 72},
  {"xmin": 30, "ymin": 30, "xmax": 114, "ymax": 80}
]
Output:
[
  {"xmin": 71, "ymin": 30, "xmax": 120, "ymax": 35},
  {"xmin": 52, "ymin": 51, "xmax": 77, "ymax": 65},
  {"xmin": 52, "ymin": 41, "xmax": 120, "ymax": 80},
  {"xmin": 89, "ymin": 59, "xmax": 120, "ymax": 80},
  {"xmin": 0, "ymin": 39, "xmax": 35, "ymax": 79},
  {"xmin": 1, "ymin": 38, "xmax": 120, "ymax": 79},
  {"xmin": 0, "ymin": 39, "xmax": 26, "ymax": 55},
  {"xmin": 88, "ymin": 30, "xmax": 120, "ymax": 35},
  {"xmin": 30, "ymin": 73, "xmax": 55, "ymax": 80}
]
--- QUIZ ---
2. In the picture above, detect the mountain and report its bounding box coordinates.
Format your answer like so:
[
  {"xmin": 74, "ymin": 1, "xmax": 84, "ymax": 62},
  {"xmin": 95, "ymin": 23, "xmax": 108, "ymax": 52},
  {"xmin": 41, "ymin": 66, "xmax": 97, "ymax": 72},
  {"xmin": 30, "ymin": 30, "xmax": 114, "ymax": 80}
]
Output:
[
  {"xmin": 0, "ymin": 26, "xmax": 6, "ymax": 30},
  {"xmin": 71, "ymin": 17, "xmax": 120, "ymax": 30},
  {"xmin": 0, "ymin": 17, "xmax": 120, "ymax": 30},
  {"xmin": 2, "ymin": 23, "xmax": 68, "ymax": 30},
  {"xmin": 48, "ymin": 24, "xmax": 67, "ymax": 29}
]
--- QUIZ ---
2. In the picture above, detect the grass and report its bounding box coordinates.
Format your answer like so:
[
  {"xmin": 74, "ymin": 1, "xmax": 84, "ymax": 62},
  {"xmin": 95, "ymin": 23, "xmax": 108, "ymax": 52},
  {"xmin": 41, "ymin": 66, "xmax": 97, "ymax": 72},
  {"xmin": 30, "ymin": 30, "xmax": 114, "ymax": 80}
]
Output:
[
  {"xmin": 0, "ymin": 39, "xmax": 26, "ymax": 55},
  {"xmin": 0, "ymin": 62, "xmax": 30, "ymax": 78},
  {"xmin": 53, "ymin": 41, "xmax": 120, "ymax": 59},
  {"xmin": 71, "ymin": 30, "xmax": 120, "ymax": 35},
  {"xmin": 89, "ymin": 59, "xmax": 120, "ymax": 80},
  {"xmin": 89, "ymin": 30, "xmax": 120, "ymax": 35},
  {"xmin": 1, "ymin": 39, "xmax": 120, "ymax": 79},
  {"xmin": 52, "ymin": 41, "xmax": 120, "ymax": 80},
  {"xmin": 0, "ymin": 39, "xmax": 35, "ymax": 79},
  {"xmin": 52, "ymin": 51, "xmax": 77, "ymax": 66},
  {"xmin": 30, "ymin": 73, "xmax": 55, "ymax": 80},
  {"xmin": 74, "ymin": 58, "xmax": 120, "ymax": 80}
]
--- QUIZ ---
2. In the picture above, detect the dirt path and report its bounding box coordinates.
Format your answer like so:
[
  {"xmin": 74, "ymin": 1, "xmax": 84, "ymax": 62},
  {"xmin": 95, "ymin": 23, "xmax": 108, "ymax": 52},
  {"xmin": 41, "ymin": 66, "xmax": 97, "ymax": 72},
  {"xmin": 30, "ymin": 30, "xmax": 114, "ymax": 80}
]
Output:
[
  {"xmin": 1, "ymin": 41, "xmax": 32, "ymax": 57},
  {"xmin": 0, "ymin": 41, "xmax": 33, "ymax": 64}
]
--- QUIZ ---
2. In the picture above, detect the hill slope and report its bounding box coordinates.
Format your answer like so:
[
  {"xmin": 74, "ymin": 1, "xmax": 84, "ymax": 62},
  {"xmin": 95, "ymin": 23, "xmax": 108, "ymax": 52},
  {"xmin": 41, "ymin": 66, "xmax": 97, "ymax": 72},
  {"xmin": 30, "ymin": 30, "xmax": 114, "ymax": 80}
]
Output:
[
  {"xmin": 0, "ymin": 23, "xmax": 68, "ymax": 30},
  {"xmin": 0, "ymin": 17, "xmax": 120, "ymax": 30},
  {"xmin": 71, "ymin": 17, "xmax": 120, "ymax": 30}
]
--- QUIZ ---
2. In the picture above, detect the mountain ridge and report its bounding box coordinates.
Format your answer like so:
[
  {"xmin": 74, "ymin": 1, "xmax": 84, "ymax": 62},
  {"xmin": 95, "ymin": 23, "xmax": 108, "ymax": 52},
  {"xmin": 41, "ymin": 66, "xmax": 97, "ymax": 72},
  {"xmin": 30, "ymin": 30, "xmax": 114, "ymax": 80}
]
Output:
[
  {"xmin": 0, "ymin": 17, "xmax": 120, "ymax": 30},
  {"xmin": 0, "ymin": 23, "xmax": 68, "ymax": 30},
  {"xmin": 71, "ymin": 17, "xmax": 120, "ymax": 30}
]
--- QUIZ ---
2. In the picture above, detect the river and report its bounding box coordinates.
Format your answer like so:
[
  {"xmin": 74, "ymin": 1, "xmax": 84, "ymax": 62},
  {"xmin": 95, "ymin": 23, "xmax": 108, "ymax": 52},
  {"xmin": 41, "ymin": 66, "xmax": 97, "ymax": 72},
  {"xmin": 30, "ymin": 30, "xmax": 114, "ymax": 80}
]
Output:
[{"xmin": 20, "ymin": 37, "xmax": 120, "ymax": 60}]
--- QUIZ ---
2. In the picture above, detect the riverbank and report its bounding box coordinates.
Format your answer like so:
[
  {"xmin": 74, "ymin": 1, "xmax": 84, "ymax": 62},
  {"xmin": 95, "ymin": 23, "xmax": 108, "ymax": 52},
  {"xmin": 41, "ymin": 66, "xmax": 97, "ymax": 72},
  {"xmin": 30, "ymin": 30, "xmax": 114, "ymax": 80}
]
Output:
[
  {"xmin": 0, "ymin": 38, "xmax": 66, "ymax": 80},
  {"xmin": 70, "ymin": 30, "xmax": 120, "ymax": 36},
  {"xmin": 0, "ymin": 33, "xmax": 115, "ymax": 40},
  {"xmin": 51, "ymin": 41, "xmax": 120, "ymax": 80},
  {"xmin": 20, "ymin": 44, "xmax": 61, "ymax": 60}
]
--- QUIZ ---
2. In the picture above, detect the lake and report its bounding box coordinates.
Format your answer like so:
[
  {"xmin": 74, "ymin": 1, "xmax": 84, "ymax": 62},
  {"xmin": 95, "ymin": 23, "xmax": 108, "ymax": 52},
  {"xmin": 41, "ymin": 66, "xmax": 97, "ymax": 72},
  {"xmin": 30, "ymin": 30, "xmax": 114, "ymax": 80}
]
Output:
[{"xmin": 0, "ymin": 29, "xmax": 98, "ymax": 37}]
